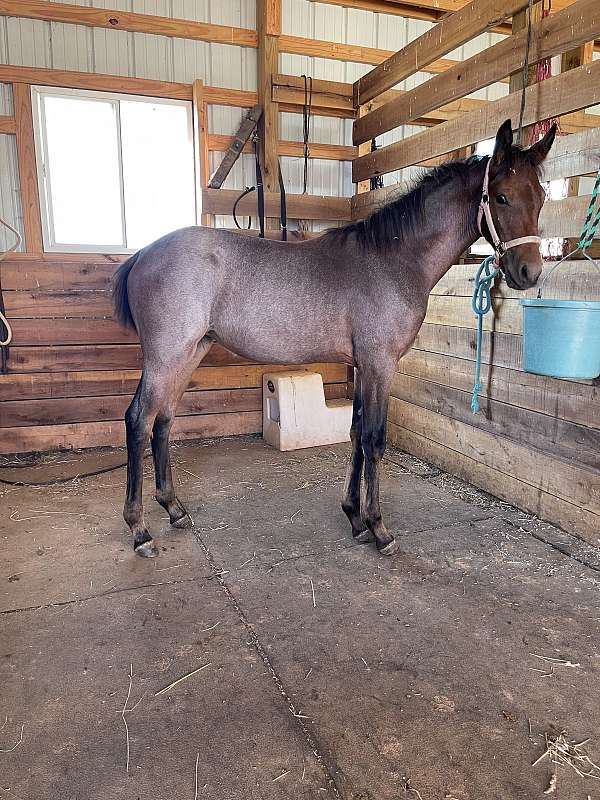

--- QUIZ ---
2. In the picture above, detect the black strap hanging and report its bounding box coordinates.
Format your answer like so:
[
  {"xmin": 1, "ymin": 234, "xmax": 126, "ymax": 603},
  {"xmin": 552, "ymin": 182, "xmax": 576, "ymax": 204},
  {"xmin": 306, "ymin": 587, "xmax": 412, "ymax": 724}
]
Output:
[
  {"xmin": 301, "ymin": 75, "xmax": 313, "ymax": 195},
  {"xmin": 254, "ymin": 133, "xmax": 265, "ymax": 239},
  {"xmin": 370, "ymin": 139, "xmax": 384, "ymax": 191},
  {"xmin": 278, "ymin": 163, "xmax": 287, "ymax": 242},
  {"xmin": 232, "ymin": 186, "xmax": 255, "ymax": 230}
]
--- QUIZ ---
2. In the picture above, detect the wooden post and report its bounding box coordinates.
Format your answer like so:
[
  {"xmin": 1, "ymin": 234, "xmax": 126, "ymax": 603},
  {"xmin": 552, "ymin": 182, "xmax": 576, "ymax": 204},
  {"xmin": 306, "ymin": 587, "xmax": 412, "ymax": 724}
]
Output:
[
  {"xmin": 356, "ymin": 104, "xmax": 372, "ymax": 195},
  {"xmin": 257, "ymin": 0, "xmax": 280, "ymax": 231},
  {"xmin": 561, "ymin": 42, "xmax": 595, "ymax": 255},
  {"xmin": 13, "ymin": 82, "xmax": 43, "ymax": 254},
  {"xmin": 508, "ymin": 1, "xmax": 544, "ymax": 146},
  {"xmin": 192, "ymin": 79, "xmax": 214, "ymax": 228}
]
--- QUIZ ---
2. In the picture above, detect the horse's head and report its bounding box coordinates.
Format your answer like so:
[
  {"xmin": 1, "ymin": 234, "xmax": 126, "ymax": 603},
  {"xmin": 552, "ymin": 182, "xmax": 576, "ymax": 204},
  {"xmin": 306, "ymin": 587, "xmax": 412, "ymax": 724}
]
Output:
[{"xmin": 482, "ymin": 119, "xmax": 556, "ymax": 290}]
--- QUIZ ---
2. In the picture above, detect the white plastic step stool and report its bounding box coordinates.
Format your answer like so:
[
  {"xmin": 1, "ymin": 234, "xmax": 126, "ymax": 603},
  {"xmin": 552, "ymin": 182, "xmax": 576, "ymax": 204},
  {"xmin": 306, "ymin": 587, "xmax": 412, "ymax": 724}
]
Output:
[{"xmin": 263, "ymin": 371, "xmax": 352, "ymax": 451}]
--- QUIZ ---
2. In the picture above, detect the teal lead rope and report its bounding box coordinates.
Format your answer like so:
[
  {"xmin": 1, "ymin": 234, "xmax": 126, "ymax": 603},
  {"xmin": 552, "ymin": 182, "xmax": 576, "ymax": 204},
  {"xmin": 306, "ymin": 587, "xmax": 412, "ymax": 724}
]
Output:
[
  {"xmin": 578, "ymin": 169, "xmax": 600, "ymax": 253},
  {"xmin": 471, "ymin": 255, "xmax": 499, "ymax": 414}
]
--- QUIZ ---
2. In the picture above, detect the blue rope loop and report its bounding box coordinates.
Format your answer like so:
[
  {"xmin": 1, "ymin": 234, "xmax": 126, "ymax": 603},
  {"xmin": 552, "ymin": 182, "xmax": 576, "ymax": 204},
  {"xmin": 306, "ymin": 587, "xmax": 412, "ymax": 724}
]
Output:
[{"xmin": 471, "ymin": 255, "xmax": 499, "ymax": 414}]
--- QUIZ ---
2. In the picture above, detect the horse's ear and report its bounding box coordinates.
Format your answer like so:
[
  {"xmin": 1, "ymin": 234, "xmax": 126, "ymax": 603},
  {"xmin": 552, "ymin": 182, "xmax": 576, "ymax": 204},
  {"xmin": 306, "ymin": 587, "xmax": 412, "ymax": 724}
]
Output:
[
  {"xmin": 492, "ymin": 119, "xmax": 513, "ymax": 168},
  {"xmin": 527, "ymin": 123, "xmax": 557, "ymax": 165}
]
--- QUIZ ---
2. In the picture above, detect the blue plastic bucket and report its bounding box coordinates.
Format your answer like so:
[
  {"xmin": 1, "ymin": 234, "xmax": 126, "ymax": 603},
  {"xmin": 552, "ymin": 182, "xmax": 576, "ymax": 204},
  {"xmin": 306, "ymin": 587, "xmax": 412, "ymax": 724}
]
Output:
[{"xmin": 520, "ymin": 299, "xmax": 600, "ymax": 379}]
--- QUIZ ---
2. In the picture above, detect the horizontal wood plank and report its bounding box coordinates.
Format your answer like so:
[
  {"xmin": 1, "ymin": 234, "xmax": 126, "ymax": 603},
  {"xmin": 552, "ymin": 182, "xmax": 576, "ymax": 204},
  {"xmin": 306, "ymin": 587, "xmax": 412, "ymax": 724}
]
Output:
[
  {"xmin": 391, "ymin": 372, "xmax": 600, "ymax": 472},
  {"xmin": 353, "ymin": 0, "xmax": 600, "ymax": 144},
  {"xmin": 353, "ymin": 0, "xmax": 528, "ymax": 105},
  {"xmin": 0, "ymin": 412, "xmax": 262, "ymax": 455},
  {"xmin": 353, "ymin": 59, "xmax": 600, "ymax": 181},
  {"xmin": 539, "ymin": 128, "xmax": 600, "ymax": 182},
  {"xmin": 397, "ymin": 349, "xmax": 600, "ymax": 430},
  {"xmin": 0, "ymin": 0, "xmax": 258, "ymax": 47},
  {"xmin": 6, "ymin": 343, "xmax": 250, "ymax": 372},
  {"xmin": 0, "ymin": 383, "xmax": 347, "ymax": 427},
  {"xmin": 202, "ymin": 188, "xmax": 352, "ymax": 220},
  {"xmin": 389, "ymin": 396, "xmax": 600, "ymax": 516},
  {"xmin": 0, "ymin": 362, "xmax": 347, "ymax": 401},
  {"xmin": 0, "ymin": 115, "xmax": 16, "ymax": 133},
  {"xmin": 431, "ymin": 261, "xmax": 600, "ymax": 302}
]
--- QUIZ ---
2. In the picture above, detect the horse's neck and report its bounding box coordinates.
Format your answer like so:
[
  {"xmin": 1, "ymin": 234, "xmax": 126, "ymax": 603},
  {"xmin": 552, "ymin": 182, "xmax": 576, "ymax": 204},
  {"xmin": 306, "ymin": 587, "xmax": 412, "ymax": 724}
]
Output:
[{"xmin": 416, "ymin": 161, "xmax": 485, "ymax": 292}]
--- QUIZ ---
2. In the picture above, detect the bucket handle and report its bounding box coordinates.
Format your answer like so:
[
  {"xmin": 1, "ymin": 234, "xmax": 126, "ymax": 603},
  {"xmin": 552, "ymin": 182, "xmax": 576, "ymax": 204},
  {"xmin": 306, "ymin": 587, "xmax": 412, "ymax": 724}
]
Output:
[{"xmin": 537, "ymin": 250, "xmax": 600, "ymax": 300}]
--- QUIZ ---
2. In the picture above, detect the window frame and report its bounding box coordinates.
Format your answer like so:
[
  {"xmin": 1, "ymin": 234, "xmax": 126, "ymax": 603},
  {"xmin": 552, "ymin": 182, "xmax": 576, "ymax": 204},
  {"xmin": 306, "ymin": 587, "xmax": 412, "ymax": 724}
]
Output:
[{"xmin": 31, "ymin": 85, "xmax": 196, "ymax": 254}]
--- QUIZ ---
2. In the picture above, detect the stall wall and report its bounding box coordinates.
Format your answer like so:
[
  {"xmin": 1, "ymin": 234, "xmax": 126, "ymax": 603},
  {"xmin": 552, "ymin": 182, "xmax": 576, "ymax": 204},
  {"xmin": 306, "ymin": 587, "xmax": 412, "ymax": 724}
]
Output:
[{"xmin": 388, "ymin": 262, "xmax": 600, "ymax": 546}]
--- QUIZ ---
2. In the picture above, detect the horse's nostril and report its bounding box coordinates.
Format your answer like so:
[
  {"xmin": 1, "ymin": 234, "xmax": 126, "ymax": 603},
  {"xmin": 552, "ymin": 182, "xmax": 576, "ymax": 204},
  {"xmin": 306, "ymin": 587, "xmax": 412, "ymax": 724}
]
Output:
[{"xmin": 519, "ymin": 264, "xmax": 529, "ymax": 284}]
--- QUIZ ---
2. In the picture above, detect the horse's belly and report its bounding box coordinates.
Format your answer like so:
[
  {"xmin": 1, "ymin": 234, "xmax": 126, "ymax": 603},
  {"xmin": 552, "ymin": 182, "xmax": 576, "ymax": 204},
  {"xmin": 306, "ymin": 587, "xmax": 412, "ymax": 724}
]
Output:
[{"xmin": 211, "ymin": 324, "xmax": 353, "ymax": 367}]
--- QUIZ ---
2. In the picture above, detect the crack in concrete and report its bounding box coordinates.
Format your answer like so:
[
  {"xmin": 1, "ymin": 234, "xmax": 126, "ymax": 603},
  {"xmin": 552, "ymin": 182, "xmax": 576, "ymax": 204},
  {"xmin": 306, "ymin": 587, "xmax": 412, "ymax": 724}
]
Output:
[
  {"xmin": 0, "ymin": 574, "xmax": 212, "ymax": 616},
  {"xmin": 191, "ymin": 526, "xmax": 346, "ymax": 800}
]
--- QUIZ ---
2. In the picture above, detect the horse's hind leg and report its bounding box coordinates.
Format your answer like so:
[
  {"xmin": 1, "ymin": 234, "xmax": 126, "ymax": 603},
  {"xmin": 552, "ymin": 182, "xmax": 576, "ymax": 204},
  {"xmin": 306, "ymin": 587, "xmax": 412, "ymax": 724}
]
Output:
[
  {"xmin": 124, "ymin": 337, "xmax": 211, "ymax": 556},
  {"xmin": 151, "ymin": 336, "xmax": 213, "ymax": 530},
  {"xmin": 359, "ymin": 359, "xmax": 400, "ymax": 556},
  {"xmin": 124, "ymin": 373, "xmax": 159, "ymax": 557},
  {"xmin": 341, "ymin": 369, "xmax": 374, "ymax": 543}
]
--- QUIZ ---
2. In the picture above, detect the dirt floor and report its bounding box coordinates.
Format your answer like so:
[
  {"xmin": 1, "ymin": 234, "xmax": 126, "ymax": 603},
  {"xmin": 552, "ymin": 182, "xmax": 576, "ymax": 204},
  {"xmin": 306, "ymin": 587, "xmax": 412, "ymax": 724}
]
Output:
[{"xmin": 1, "ymin": 434, "xmax": 600, "ymax": 800}]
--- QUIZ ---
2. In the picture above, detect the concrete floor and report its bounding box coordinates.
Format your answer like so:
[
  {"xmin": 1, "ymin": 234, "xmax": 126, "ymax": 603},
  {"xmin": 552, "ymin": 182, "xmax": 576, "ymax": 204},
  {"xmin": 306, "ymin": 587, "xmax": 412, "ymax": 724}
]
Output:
[{"xmin": 2, "ymin": 435, "xmax": 600, "ymax": 800}]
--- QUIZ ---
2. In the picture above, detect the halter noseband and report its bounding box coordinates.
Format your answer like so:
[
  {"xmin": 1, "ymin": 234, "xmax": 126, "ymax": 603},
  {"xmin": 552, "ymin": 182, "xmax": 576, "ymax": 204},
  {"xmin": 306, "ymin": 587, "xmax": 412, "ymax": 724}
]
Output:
[{"xmin": 477, "ymin": 156, "xmax": 541, "ymax": 266}]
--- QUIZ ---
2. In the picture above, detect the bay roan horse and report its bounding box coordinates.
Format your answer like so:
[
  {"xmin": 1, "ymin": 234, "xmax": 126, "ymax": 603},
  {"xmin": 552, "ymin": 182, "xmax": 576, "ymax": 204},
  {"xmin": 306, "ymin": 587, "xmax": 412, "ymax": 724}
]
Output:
[{"xmin": 113, "ymin": 119, "xmax": 556, "ymax": 558}]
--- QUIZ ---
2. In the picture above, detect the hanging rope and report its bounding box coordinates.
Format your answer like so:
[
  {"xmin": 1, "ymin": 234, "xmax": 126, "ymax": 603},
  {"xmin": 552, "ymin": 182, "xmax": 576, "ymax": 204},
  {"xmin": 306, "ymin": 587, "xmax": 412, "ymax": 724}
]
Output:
[
  {"xmin": 578, "ymin": 169, "xmax": 600, "ymax": 253},
  {"xmin": 470, "ymin": 256, "xmax": 499, "ymax": 414},
  {"xmin": 301, "ymin": 74, "xmax": 312, "ymax": 195},
  {"xmin": 0, "ymin": 216, "xmax": 22, "ymax": 374},
  {"xmin": 530, "ymin": 1, "xmax": 560, "ymax": 143},
  {"xmin": 516, "ymin": 0, "xmax": 534, "ymax": 146}
]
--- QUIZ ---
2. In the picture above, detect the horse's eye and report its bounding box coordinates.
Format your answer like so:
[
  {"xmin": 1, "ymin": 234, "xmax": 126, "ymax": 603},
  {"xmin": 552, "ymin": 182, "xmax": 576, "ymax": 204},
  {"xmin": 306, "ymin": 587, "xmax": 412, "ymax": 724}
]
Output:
[{"xmin": 496, "ymin": 193, "xmax": 509, "ymax": 205}]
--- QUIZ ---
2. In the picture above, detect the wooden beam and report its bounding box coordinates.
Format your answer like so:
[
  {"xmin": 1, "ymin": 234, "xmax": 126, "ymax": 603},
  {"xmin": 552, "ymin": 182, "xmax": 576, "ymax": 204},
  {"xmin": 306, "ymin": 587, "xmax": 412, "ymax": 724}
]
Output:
[
  {"xmin": 192, "ymin": 79, "xmax": 213, "ymax": 228},
  {"xmin": 0, "ymin": 63, "xmax": 192, "ymax": 100},
  {"xmin": 275, "ymin": 73, "xmax": 491, "ymax": 125},
  {"xmin": 13, "ymin": 83, "xmax": 42, "ymax": 254},
  {"xmin": 208, "ymin": 105, "xmax": 262, "ymax": 189},
  {"xmin": 202, "ymin": 188, "xmax": 351, "ymax": 220},
  {"xmin": 352, "ymin": 58, "xmax": 600, "ymax": 182},
  {"xmin": 280, "ymin": 34, "xmax": 464, "ymax": 76},
  {"xmin": 0, "ymin": 0, "xmax": 257, "ymax": 47},
  {"xmin": 207, "ymin": 134, "xmax": 357, "ymax": 161},
  {"xmin": 353, "ymin": 0, "xmax": 600, "ymax": 145},
  {"xmin": 560, "ymin": 39, "xmax": 595, "ymax": 251},
  {"xmin": 278, "ymin": 140, "xmax": 357, "ymax": 161},
  {"xmin": 257, "ymin": 0, "xmax": 280, "ymax": 231},
  {"xmin": 306, "ymin": 0, "xmax": 513, "ymax": 32},
  {"xmin": 353, "ymin": 0, "xmax": 530, "ymax": 106},
  {"xmin": 0, "ymin": 115, "xmax": 16, "ymax": 134}
]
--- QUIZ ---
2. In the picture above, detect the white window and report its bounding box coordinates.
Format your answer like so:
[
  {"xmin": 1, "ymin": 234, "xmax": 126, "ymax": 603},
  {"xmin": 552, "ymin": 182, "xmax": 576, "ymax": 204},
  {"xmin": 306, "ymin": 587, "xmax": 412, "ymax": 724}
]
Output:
[{"xmin": 32, "ymin": 86, "xmax": 197, "ymax": 253}]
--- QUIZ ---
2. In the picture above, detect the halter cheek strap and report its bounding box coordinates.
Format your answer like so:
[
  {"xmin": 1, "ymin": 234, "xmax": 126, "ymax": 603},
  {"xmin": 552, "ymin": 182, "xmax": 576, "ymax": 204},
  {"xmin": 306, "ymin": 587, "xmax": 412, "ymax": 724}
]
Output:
[{"xmin": 477, "ymin": 157, "xmax": 541, "ymax": 265}]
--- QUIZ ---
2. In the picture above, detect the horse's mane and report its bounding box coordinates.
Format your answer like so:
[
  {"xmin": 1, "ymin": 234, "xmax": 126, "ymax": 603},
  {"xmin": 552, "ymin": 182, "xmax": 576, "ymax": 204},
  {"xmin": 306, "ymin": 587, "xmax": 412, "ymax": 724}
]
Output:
[{"xmin": 326, "ymin": 147, "xmax": 540, "ymax": 251}]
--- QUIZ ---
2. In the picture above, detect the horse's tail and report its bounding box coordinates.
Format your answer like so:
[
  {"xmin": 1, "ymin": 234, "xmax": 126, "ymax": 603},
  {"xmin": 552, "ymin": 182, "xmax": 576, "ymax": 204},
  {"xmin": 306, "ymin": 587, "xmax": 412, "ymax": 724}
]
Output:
[{"xmin": 112, "ymin": 252, "xmax": 139, "ymax": 331}]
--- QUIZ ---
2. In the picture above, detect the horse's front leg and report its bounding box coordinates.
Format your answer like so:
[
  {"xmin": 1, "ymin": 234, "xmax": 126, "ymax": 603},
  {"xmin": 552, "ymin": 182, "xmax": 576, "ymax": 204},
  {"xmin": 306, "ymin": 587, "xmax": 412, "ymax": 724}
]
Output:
[
  {"xmin": 342, "ymin": 369, "xmax": 374, "ymax": 543},
  {"xmin": 360, "ymin": 361, "xmax": 400, "ymax": 556}
]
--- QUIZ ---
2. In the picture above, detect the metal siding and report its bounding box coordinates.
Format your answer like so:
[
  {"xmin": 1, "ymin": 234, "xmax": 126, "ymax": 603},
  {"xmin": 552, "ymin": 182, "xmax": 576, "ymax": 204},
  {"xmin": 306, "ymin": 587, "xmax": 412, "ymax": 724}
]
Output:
[{"xmin": 0, "ymin": 133, "xmax": 24, "ymax": 251}]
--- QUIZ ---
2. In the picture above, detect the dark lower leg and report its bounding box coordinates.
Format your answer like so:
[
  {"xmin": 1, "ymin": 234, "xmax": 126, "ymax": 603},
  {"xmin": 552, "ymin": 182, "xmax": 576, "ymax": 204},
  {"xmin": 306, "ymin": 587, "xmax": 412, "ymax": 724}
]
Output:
[
  {"xmin": 341, "ymin": 371, "xmax": 372, "ymax": 542},
  {"xmin": 124, "ymin": 388, "xmax": 156, "ymax": 557},
  {"xmin": 152, "ymin": 414, "xmax": 191, "ymax": 528},
  {"xmin": 360, "ymin": 367, "xmax": 399, "ymax": 555}
]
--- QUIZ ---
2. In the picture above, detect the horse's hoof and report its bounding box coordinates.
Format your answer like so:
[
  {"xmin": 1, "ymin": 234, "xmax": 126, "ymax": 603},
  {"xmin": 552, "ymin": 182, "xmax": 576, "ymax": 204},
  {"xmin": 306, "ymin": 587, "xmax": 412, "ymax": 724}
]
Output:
[
  {"xmin": 353, "ymin": 529, "xmax": 375, "ymax": 544},
  {"xmin": 377, "ymin": 537, "xmax": 401, "ymax": 556},
  {"xmin": 135, "ymin": 539, "xmax": 159, "ymax": 558},
  {"xmin": 171, "ymin": 513, "xmax": 193, "ymax": 529}
]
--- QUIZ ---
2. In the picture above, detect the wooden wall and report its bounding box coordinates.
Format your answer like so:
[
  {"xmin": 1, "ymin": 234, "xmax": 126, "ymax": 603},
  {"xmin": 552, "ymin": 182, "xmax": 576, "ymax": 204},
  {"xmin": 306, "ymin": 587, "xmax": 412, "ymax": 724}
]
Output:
[
  {"xmin": 0, "ymin": 255, "xmax": 347, "ymax": 455},
  {"xmin": 387, "ymin": 262, "xmax": 600, "ymax": 546}
]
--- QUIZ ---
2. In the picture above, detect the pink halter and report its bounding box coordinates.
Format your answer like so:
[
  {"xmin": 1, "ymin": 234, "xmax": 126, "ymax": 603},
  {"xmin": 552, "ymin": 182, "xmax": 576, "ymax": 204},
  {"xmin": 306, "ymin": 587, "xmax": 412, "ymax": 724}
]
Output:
[{"xmin": 477, "ymin": 157, "xmax": 541, "ymax": 265}]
